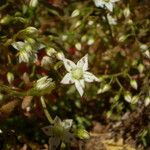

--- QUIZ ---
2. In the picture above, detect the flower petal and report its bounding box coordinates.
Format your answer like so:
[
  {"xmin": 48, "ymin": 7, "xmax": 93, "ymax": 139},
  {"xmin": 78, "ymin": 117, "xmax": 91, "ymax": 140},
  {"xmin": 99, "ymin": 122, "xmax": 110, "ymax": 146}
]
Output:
[
  {"xmin": 61, "ymin": 73, "xmax": 74, "ymax": 84},
  {"xmin": 84, "ymin": 72, "xmax": 99, "ymax": 82},
  {"xmin": 75, "ymin": 80, "xmax": 84, "ymax": 96},
  {"xmin": 48, "ymin": 137, "xmax": 60, "ymax": 150},
  {"xmin": 42, "ymin": 125, "xmax": 53, "ymax": 136},
  {"xmin": 63, "ymin": 132, "xmax": 76, "ymax": 143},
  {"xmin": 63, "ymin": 58, "xmax": 76, "ymax": 72},
  {"xmin": 77, "ymin": 54, "xmax": 88, "ymax": 71},
  {"xmin": 94, "ymin": 0, "xmax": 104, "ymax": 7},
  {"xmin": 62, "ymin": 119, "xmax": 73, "ymax": 130},
  {"xmin": 106, "ymin": 3, "xmax": 113, "ymax": 12},
  {"xmin": 80, "ymin": 79, "xmax": 85, "ymax": 88},
  {"xmin": 12, "ymin": 41, "xmax": 25, "ymax": 50}
]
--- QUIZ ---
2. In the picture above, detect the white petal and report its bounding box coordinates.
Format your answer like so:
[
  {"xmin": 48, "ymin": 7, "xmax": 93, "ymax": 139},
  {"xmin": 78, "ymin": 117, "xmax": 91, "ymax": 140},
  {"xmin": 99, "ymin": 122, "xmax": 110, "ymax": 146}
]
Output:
[
  {"xmin": 84, "ymin": 72, "xmax": 99, "ymax": 82},
  {"xmin": 94, "ymin": 0, "xmax": 104, "ymax": 7},
  {"xmin": 75, "ymin": 80, "xmax": 84, "ymax": 96},
  {"xmin": 42, "ymin": 125, "xmax": 53, "ymax": 136},
  {"xmin": 63, "ymin": 58, "xmax": 76, "ymax": 72},
  {"xmin": 12, "ymin": 41, "xmax": 25, "ymax": 50},
  {"xmin": 61, "ymin": 73, "xmax": 74, "ymax": 84},
  {"xmin": 106, "ymin": 3, "xmax": 113, "ymax": 12},
  {"xmin": 62, "ymin": 119, "xmax": 73, "ymax": 130},
  {"xmin": 80, "ymin": 79, "xmax": 85, "ymax": 88},
  {"xmin": 48, "ymin": 137, "xmax": 60, "ymax": 150},
  {"xmin": 63, "ymin": 132, "xmax": 76, "ymax": 143},
  {"xmin": 112, "ymin": 0, "xmax": 119, "ymax": 2},
  {"xmin": 77, "ymin": 54, "xmax": 88, "ymax": 71}
]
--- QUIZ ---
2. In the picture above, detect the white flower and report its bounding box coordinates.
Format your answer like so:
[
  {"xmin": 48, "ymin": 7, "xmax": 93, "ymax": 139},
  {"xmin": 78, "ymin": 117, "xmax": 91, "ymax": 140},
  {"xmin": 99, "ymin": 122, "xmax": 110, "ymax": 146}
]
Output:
[
  {"xmin": 42, "ymin": 116, "xmax": 75, "ymax": 150},
  {"xmin": 35, "ymin": 76, "xmax": 52, "ymax": 90},
  {"xmin": 12, "ymin": 40, "xmax": 45, "ymax": 63},
  {"xmin": 93, "ymin": 0, "xmax": 119, "ymax": 12},
  {"xmin": 61, "ymin": 54, "xmax": 99, "ymax": 96}
]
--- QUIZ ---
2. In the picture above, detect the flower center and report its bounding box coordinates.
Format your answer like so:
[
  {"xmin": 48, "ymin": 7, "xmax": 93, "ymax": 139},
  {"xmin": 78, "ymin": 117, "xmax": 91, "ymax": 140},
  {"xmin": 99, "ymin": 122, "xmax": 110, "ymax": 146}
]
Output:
[
  {"xmin": 71, "ymin": 68, "xmax": 83, "ymax": 80},
  {"xmin": 53, "ymin": 125, "xmax": 64, "ymax": 136}
]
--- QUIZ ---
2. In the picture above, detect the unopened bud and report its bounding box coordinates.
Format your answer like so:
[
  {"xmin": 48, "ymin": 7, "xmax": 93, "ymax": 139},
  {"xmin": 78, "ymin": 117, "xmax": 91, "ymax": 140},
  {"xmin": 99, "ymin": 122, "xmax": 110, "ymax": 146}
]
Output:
[
  {"xmin": 71, "ymin": 9, "xmax": 80, "ymax": 17},
  {"xmin": 75, "ymin": 42, "xmax": 82, "ymax": 51},
  {"xmin": 7, "ymin": 72, "xmax": 14, "ymax": 84},
  {"xmin": 29, "ymin": 0, "xmax": 38, "ymax": 7},
  {"xmin": 46, "ymin": 47, "xmax": 57, "ymax": 57},
  {"xmin": 81, "ymin": 35, "xmax": 87, "ymax": 42},
  {"xmin": 118, "ymin": 35, "xmax": 127, "ymax": 42},
  {"xmin": 87, "ymin": 38, "xmax": 94, "ymax": 45},
  {"xmin": 88, "ymin": 20, "xmax": 94, "ymax": 26},
  {"xmin": 130, "ymin": 80, "xmax": 138, "ymax": 90},
  {"xmin": 123, "ymin": 7, "xmax": 130, "ymax": 18},
  {"xmin": 0, "ymin": 93, "xmax": 4, "ymax": 101},
  {"xmin": 0, "ymin": 15, "xmax": 12, "ymax": 25},
  {"xmin": 140, "ymin": 44, "xmax": 148, "ymax": 51},
  {"xmin": 145, "ymin": 96, "xmax": 150, "ymax": 107},
  {"xmin": 24, "ymin": 27, "xmax": 38, "ymax": 34},
  {"xmin": 75, "ymin": 128, "xmax": 90, "ymax": 140},
  {"xmin": 57, "ymin": 52, "xmax": 65, "ymax": 60},
  {"xmin": 62, "ymin": 35, "xmax": 68, "ymax": 41},
  {"xmin": 124, "ymin": 92, "xmax": 132, "ymax": 103},
  {"xmin": 74, "ymin": 21, "xmax": 81, "ymax": 28},
  {"xmin": 97, "ymin": 84, "xmax": 111, "ymax": 94},
  {"xmin": 131, "ymin": 95, "xmax": 139, "ymax": 104},
  {"xmin": 138, "ymin": 64, "xmax": 144, "ymax": 73},
  {"xmin": 144, "ymin": 50, "xmax": 150, "ymax": 59}
]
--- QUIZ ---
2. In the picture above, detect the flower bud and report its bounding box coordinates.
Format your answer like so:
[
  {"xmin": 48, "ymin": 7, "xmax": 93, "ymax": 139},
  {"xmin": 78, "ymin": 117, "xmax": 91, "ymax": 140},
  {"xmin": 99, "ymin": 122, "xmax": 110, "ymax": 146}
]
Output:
[
  {"xmin": 131, "ymin": 95, "xmax": 139, "ymax": 104},
  {"xmin": 145, "ymin": 96, "xmax": 150, "ymax": 107},
  {"xmin": 29, "ymin": 0, "xmax": 38, "ymax": 7},
  {"xmin": 124, "ymin": 92, "xmax": 132, "ymax": 103},
  {"xmin": 88, "ymin": 20, "xmax": 94, "ymax": 26},
  {"xmin": 0, "ymin": 15, "xmax": 12, "ymax": 25},
  {"xmin": 7, "ymin": 72, "xmax": 14, "ymax": 84},
  {"xmin": 57, "ymin": 52, "xmax": 65, "ymax": 60},
  {"xmin": 75, "ymin": 42, "xmax": 82, "ymax": 51},
  {"xmin": 140, "ymin": 44, "xmax": 148, "ymax": 51},
  {"xmin": 130, "ymin": 80, "xmax": 138, "ymax": 90},
  {"xmin": 118, "ymin": 35, "xmax": 127, "ymax": 42},
  {"xmin": 81, "ymin": 35, "xmax": 87, "ymax": 42},
  {"xmin": 36, "ymin": 76, "xmax": 52, "ymax": 90},
  {"xmin": 97, "ymin": 84, "xmax": 111, "ymax": 94},
  {"xmin": 144, "ymin": 50, "xmax": 150, "ymax": 59},
  {"xmin": 123, "ymin": 7, "xmax": 130, "ymax": 18},
  {"xmin": 75, "ymin": 128, "xmax": 90, "ymax": 140},
  {"xmin": 71, "ymin": 9, "xmax": 80, "ymax": 17},
  {"xmin": 46, "ymin": 47, "xmax": 57, "ymax": 57},
  {"xmin": 74, "ymin": 21, "xmax": 81, "ymax": 28},
  {"xmin": 138, "ymin": 64, "xmax": 144, "ymax": 73},
  {"xmin": 24, "ymin": 27, "xmax": 38, "ymax": 34},
  {"xmin": 62, "ymin": 35, "xmax": 68, "ymax": 41},
  {"xmin": 0, "ymin": 93, "xmax": 4, "ymax": 101},
  {"xmin": 87, "ymin": 38, "xmax": 94, "ymax": 45}
]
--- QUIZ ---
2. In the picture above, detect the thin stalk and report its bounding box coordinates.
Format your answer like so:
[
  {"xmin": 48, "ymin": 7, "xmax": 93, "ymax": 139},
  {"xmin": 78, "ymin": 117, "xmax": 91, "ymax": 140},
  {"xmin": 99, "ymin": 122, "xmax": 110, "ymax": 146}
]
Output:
[{"xmin": 40, "ymin": 96, "xmax": 53, "ymax": 124}]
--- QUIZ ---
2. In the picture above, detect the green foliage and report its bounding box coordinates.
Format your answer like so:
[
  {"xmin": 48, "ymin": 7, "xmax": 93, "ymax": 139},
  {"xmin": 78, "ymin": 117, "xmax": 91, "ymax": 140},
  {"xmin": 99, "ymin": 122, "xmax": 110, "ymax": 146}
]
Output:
[{"xmin": 0, "ymin": 0, "xmax": 150, "ymax": 149}]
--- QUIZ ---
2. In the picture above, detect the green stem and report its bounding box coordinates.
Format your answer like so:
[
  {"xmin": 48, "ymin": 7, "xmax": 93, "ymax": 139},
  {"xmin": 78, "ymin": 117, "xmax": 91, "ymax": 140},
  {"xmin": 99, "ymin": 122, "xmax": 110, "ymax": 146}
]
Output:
[{"xmin": 40, "ymin": 96, "xmax": 53, "ymax": 124}]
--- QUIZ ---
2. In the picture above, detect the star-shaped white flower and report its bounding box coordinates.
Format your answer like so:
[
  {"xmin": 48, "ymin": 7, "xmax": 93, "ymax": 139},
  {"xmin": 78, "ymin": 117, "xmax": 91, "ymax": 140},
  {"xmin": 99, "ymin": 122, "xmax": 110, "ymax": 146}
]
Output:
[
  {"xmin": 61, "ymin": 54, "xmax": 99, "ymax": 96},
  {"xmin": 93, "ymin": 0, "xmax": 119, "ymax": 12},
  {"xmin": 42, "ymin": 116, "xmax": 75, "ymax": 150}
]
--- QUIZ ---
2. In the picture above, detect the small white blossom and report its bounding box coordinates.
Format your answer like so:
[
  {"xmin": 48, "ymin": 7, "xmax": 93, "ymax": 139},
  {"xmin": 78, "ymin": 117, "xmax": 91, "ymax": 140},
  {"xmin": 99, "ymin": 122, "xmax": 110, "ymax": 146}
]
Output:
[
  {"xmin": 61, "ymin": 54, "xmax": 99, "ymax": 96},
  {"xmin": 42, "ymin": 117, "xmax": 75, "ymax": 150},
  {"xmin": 93, "ymin": 0, "xmax": 119, "ymax": 12},
  {"xmin": 35, "ymin": 76, "xmax": 52, "ymax": 90},
  {"xmin": 145, "ymin": 96, "xmax": 150, "ymax": 107},
  {"xmin": 12, "ymin": 40, "xmax": 44, "ymax": 63}
]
